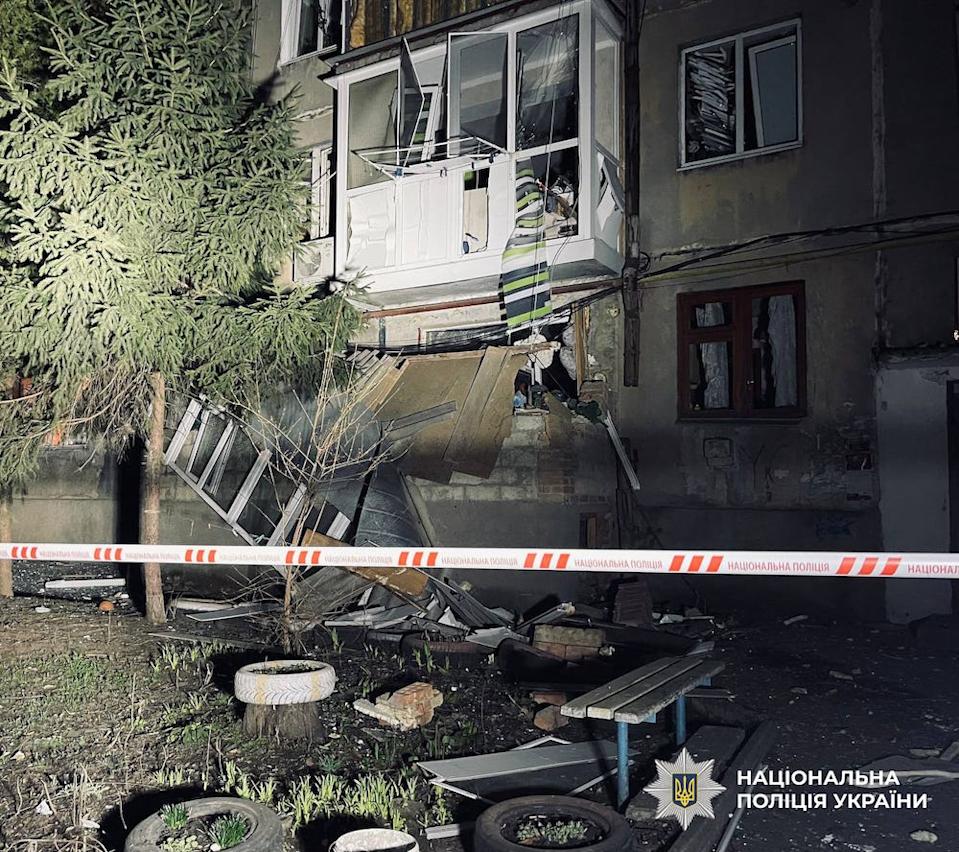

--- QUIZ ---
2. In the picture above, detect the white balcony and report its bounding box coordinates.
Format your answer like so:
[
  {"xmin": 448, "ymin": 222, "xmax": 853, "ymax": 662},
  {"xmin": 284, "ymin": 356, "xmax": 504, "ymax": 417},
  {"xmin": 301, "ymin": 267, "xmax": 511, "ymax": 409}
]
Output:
[{"xmin": 328, "ymin": 0, "xmax": 624, "ymax": 302}]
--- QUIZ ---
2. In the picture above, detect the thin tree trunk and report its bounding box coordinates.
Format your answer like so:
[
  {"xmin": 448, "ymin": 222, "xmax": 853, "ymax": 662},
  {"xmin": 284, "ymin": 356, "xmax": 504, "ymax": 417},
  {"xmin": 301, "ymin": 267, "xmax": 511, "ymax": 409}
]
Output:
[
  {"xmin": 142, "ymin": 372, "xmax": 166, "ymax": 624},
  {"xmin": 0, "ymin": 486, "xmax": 12, "ymax": 599}
]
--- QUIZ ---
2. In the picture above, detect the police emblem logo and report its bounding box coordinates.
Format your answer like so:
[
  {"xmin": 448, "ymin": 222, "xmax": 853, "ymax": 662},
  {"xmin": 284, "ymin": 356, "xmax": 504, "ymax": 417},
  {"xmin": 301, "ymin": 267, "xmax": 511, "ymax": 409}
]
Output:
[{"xmin": 644, "ymin": 749, "xmax": 726, "ymax": 830}]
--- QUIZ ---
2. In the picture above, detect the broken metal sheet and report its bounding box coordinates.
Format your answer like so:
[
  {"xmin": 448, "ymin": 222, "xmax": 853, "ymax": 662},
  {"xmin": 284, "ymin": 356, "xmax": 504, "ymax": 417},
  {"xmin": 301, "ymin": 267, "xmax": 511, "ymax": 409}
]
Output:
[
  {"xmin": 185, "ymin": 602, "xmax": 281, "ymax": 622},
  {"xmin": 465, "ymin": 626, "xmax": 525, "ymax": 649},
  {"xmin": 418, "ymin": 740, "xmax": 622, "ymax": 784},
  {"xmin": 604, "ymin": 412, "xmax": 640, "ymax": 491},
  {"xmin": 418, "ymin": 740, "xmax": 633, "ymax": 804},
  {"xmin": 516, "ymin": 603, "xmax": 575, "ymax": 631},
  {"xmin": 325, "ymin": 604, "xmax": 420, "ymax": 629},
  {"xmin": 431, "ymin": 578, "xmax": 511, "ymax": 628},
  {"xmin": 855, "ymin": 755, "xmax": 959, "ymax": 787}
]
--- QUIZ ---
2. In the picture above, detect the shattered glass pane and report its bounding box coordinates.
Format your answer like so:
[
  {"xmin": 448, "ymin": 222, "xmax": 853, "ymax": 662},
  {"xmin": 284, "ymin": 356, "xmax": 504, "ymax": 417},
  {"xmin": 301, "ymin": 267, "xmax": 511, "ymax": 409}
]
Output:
[
  {"xmin": 691, "ymin": 301, "xmax": 732, "ymax": 328},
  {"xmin": 689, "ymin": 342, "xmax": 731, "ymax": 410},
  {"xmin": 516, "ymin": 16, "xmax": 579, "ymax": 150},
  {"xmin": 752, "ymin": 294, "xmax": 798, "ymax": 408},
  {"xmin": 348, "ymin": 71, "xmax": 397, "ymax": 188},
  {"xmin": 684, "ymin": 41, "xmax": 736, "ymax": 162},
  {"xmin": 531, "ymin": 147, "xmax": 578, "ymax": 239}
]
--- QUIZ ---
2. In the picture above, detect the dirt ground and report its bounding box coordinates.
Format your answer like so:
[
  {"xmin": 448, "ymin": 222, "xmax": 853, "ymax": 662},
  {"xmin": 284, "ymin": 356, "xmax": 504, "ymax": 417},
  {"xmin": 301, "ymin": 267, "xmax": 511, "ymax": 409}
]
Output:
[{"xmin": 0, "ymin": 596, "xmax": 955, "ymax": 852}]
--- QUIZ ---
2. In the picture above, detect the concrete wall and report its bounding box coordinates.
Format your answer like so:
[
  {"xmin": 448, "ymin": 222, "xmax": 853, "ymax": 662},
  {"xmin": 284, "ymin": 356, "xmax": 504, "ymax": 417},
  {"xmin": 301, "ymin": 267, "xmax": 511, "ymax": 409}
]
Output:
[
  {"xmin": 876, "ymin": 360, "xmax": 959, "ymax": 622},
  {"xmin": 615, "ymin": 0, "xmax": 959, "ymax": 619},
  {"xmin": 415, "ymin": 407, "xmax": 619, "ymax": 610},
  {"xmin": 251, "ymin": 0, "xmax": 334, "ymax": 148}
]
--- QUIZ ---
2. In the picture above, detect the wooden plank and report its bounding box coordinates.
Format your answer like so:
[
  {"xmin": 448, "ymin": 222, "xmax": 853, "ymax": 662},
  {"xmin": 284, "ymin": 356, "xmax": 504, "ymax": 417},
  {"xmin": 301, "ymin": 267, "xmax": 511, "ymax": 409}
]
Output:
[
  {"xmin": 442, "ymin": 347, "xmax": 510, "ymax": 471},
  {"xmin": 588, "ymin": 658, "xmax": 706, "ymax": 720},
  {"xmin": 301, "ymin": 528, "xmax": 431, "ymax": 597},
  {"xmin": 613, "ymin": 660, "xmax": 726, "ymax": 724},
  {"xmin": 561, "ymin": 657, "xmax": 679, "ymax": 719}
]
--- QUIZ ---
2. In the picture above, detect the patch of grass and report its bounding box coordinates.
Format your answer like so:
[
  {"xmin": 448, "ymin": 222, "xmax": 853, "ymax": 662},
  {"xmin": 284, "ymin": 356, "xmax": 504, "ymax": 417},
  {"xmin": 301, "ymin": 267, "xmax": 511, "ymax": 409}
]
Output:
[
  {"xmin": 515, "ymin": 817, "xmax": 591, "ymax": 846},
  {"xmin": 160, "ymin": 802, "xmax": 189, "ymax": 830},
  {"xmin": 208, "ymin": 814, "xmax": 249, "ymax": 849}
]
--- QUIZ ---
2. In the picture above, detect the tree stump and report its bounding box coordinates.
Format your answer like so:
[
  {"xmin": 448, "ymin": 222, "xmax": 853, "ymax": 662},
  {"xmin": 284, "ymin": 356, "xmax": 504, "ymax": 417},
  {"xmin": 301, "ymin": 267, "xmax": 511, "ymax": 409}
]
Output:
[{"xmin": 242, "ymin": 702, "xmax": 326, "ymax": 742}]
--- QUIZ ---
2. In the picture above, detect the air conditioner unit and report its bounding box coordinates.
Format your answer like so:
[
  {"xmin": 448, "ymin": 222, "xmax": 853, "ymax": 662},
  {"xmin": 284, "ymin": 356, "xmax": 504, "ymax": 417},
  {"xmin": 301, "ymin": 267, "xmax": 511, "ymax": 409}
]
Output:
[{"xmin": 293, "ymin": 237, "xmax": 334, "ymax": 282}]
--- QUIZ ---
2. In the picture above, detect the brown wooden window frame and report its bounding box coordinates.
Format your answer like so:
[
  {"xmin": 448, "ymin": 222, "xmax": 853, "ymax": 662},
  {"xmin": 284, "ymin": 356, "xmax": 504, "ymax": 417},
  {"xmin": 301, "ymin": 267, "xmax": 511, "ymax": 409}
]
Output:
[{"xmin": 677, "ymin": 280, "xmax": 807, "ymax": 421}]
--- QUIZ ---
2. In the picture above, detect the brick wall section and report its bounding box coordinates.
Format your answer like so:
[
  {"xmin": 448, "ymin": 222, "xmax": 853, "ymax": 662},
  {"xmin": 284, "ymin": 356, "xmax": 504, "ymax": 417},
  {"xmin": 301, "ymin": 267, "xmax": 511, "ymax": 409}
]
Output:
[{"xmin": 416, "ymin": 408, "xmax": 615, "ymax": 504}]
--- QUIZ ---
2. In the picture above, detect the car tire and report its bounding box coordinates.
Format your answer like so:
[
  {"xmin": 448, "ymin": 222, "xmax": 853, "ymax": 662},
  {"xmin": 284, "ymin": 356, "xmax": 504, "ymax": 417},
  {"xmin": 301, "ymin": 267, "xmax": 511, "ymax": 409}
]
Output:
[
  {"xmin": 234, "ymin": 659, "xmax": 336, "ymax": 705},
  {"xmin": 124, "ymin": 797, "xmax": 283, "ymax": 852},
  {"xmin": 474, "ymin": 795, "xmax": 633, "ymax": 852}
]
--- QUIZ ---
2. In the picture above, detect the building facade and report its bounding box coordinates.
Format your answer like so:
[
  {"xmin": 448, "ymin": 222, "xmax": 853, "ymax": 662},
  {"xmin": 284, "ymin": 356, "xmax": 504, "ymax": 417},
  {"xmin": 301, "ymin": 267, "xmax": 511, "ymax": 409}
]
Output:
[{"xmin": 618, "ymin": 0, "xmax": 959, "ymax": 621}]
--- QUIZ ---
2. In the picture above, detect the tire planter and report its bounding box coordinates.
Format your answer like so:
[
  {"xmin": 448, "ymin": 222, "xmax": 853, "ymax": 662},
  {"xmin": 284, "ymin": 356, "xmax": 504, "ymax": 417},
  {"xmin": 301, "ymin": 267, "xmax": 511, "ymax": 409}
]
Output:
[
  {"xmin": 474, "ymin": 796, "xmax": 632, "ymax": 852},
  {"xmin": 330, "ymin": 828, "xmax": 419, "ymax": 852},
  {"xmin": 234, "ymin": 659, "xmax": 336, "ymax": 705},
  {"xmin": 124, "ymin": 797, "xmax": 283, "ymax": 852}
]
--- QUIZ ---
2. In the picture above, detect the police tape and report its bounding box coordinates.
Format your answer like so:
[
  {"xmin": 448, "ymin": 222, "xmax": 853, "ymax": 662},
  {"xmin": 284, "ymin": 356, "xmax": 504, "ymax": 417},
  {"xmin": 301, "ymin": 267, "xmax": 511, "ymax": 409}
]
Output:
[{"xmin": 2, "ymin": 543, "xmax": 959, "ymax": 579}]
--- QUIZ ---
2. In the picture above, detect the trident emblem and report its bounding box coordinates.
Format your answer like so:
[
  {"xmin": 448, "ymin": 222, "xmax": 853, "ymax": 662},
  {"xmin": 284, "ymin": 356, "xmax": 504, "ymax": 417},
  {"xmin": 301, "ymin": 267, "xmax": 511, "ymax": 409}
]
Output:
[{"xmin": 673, "ymin": 773, "xmax": 697, "ymax": 808}]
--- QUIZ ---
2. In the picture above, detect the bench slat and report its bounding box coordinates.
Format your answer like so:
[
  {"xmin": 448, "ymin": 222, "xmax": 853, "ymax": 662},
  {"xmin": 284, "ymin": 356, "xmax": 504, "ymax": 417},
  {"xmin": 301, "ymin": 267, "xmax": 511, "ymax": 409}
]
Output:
[
  {"xmin": 587, "ymin": 658, "xmax": 705, "ymax": 720},
  {"xmin": 561, "ymin": 657, "xmax": 680, "ymax": 719},
  {"xmin": 613, "ymin": 660, "xmax": 726, "ymax": 724}
]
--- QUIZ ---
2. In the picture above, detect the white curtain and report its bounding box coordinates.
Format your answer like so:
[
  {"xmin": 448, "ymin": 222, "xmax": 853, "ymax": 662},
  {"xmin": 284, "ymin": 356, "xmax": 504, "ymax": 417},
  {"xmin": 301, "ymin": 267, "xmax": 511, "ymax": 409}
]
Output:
[
  {"xmin": 768, "ymin": 295, "xmax": 797, "ymax": 406},
  {"xmin": 695, "ymin": 303, "xmax": 728, "ymax": 408}
]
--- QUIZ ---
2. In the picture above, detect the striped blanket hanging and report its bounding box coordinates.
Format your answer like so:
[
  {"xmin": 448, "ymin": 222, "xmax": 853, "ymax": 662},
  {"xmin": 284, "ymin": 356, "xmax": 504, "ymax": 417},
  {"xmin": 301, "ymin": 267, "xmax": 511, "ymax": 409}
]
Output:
[{"xmin": 499, "ymin": 160, "xmax": 552, "ymax": 329}]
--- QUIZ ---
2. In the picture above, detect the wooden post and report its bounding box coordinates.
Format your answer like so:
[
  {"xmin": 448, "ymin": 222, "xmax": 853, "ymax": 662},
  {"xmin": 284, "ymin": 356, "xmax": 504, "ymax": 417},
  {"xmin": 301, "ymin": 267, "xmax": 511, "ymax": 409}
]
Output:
[
  {"xmin": 622, "ymin": 0, "xmax": 643, "ymax": 387},
  {"xmin": 0, "ymin": 486, "xmax": 12, "ymax": 599},
  {"xmin": 142, "ymin": 372, "xmax": 166, "ymax": 624}
]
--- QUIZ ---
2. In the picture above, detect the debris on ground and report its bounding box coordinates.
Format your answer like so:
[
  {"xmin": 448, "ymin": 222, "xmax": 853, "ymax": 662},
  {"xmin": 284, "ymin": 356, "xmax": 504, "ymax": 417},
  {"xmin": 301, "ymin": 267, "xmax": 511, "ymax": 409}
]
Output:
[
  {"xmin": 533, "ymin": 705, "xmax": 569, "ymax": 732},
  {"xmin": 354, "ymin": 681, "xmax": 443, "ymax": 730},
  {"xmin": 910, "ymin": 829, "xmax": 939, "ymax": 843}
]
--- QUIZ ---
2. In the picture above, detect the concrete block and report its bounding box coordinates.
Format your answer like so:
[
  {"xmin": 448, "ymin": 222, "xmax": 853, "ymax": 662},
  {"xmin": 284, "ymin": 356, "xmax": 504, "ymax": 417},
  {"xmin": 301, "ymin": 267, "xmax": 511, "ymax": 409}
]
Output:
[{"xmin": 534, "ymin": 625, "xmax": 605, "ymax": 648}]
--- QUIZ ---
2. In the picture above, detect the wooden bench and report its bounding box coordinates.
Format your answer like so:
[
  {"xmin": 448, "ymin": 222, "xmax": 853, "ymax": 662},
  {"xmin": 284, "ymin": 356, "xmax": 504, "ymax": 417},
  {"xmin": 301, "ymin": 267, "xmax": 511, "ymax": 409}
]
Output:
[{"xmin": 560, "ymin": 656, "xmax": 725, "ymax": 806}]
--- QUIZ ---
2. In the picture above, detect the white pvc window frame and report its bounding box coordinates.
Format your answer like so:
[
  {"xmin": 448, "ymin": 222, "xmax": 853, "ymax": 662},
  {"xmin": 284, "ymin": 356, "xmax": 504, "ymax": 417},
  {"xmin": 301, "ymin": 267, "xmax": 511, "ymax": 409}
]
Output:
[
  {"xmin": 280, "ymin": 0, "xmax": 337, "ymax": 65},
  {"xmin": 679, "ymin": 19, "xmax": 803, "ymax": 170}
]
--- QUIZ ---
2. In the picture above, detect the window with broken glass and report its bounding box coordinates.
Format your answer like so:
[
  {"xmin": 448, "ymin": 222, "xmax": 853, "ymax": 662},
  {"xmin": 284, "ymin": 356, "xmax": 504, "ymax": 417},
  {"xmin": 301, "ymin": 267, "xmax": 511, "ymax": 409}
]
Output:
[
  {"xmin": 281, "ymin": 0, "xmax": 341, "ymax": 62},
  {"xmin": 677, "ymin": 282, "xmax": 806, "ymax": 419},
  {"xmin": 680, "ymin": 20, "xmax": 801, "ymax": 168}
]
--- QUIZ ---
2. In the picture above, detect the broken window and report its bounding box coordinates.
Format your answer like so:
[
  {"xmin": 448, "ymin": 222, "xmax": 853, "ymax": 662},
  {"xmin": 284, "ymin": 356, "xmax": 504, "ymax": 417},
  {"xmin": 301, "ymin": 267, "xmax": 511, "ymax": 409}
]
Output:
[
  {"xmin": 449, "ymin": 32, "xmax": 509, "ymax": 151},
  {"xmin": 531, "ymin": 147, "xmax": 578, "ymax": 239},
  {"xmin": 516, "ymin": 16, "xmax": 579, "ymax": 150},
  {"xmin": 677, "ymin": 282, "xmax": 806, "ymax": 418},
  {"xmin": 280, "ymin": 0, "xmax": 339, "ymax": 62},
  {"xmin": 462, "ymin": 168, "xmax": 489, "ymax": 253},
  {"xmin": 682, "ymin": 21, "xmax": 801, "ymax": 167},
  {"xmin": 346, "ymin": 0, "xmax": 511, "ymax": 50},
  {"xmin": 348, "ymin": 71, "xmax": 398, "ymax": 188}
]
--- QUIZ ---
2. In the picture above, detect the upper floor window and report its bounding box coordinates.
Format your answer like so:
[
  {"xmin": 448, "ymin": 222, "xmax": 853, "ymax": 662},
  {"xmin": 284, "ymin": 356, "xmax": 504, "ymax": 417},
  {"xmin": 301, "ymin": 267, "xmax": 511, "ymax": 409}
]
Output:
[
  {"xmin": 677, "ymin": 281, "xmax": 806, "ymax": 419},
  {"xmin": 680, "ymin": 20, "xmax": 801, "ymax": 168},
  {"xmin": 346, "ymin": 0, "xmax": 512, "ymax": 51},
  {"xmin": 281, "ymin": 0, "xmax": 340, "ymax": 63}
]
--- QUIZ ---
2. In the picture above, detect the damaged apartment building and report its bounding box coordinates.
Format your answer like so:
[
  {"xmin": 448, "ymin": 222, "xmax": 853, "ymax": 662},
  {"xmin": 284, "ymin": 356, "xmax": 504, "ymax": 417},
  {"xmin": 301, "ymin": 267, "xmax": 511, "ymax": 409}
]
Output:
[{"xmin": 7, "ymin": 0, "xmax": 959, "ymax": 624}]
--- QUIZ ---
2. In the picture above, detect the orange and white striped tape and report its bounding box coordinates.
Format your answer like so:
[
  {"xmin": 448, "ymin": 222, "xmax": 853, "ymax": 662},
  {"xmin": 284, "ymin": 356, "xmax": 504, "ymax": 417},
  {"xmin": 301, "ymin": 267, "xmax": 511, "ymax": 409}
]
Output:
[{"xmin": 1, "ymin": 543, "xmax": 957, "ymax": 579}]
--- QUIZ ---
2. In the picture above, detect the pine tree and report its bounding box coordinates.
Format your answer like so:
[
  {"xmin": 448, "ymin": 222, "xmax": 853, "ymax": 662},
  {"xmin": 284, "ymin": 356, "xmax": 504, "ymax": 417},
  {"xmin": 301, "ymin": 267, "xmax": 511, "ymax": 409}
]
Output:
[{"xmin": 0, "ymin": 0, "xmax": 360, "ymax": 619}]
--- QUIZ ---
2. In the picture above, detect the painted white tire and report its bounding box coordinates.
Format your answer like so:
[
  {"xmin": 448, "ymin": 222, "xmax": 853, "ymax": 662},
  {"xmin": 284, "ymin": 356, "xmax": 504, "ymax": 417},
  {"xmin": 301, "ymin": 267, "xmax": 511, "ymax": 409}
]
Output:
[{"xmin": 234, "ymin": 660, "xmax": 336, "ymax": 706}]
